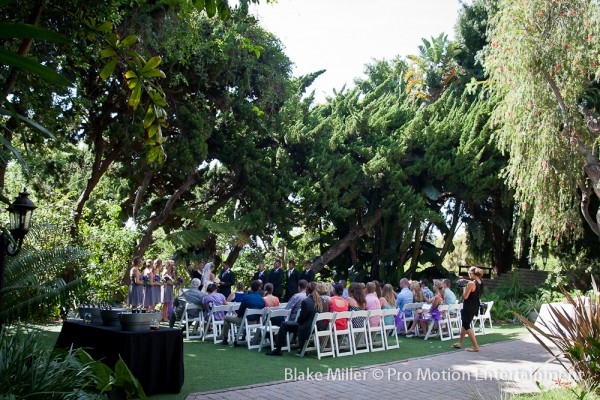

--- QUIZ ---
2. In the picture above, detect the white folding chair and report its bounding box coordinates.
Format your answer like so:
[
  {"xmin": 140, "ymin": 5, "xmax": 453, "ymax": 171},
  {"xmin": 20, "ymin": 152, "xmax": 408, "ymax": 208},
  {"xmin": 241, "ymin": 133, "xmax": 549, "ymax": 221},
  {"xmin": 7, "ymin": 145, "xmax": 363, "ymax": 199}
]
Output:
[
  {"xmin": 300, "ymin": 312, "xmax": 336, "ymax": 359},
  {"xmin": 332, "ymin": 311, "xmax": 353, "ymax": 357},
  {"xmin": 422, "ymin": 305, "xmax": 452, "ymax": 341},
  {"xmin": 349, "ymin": 310, "xmax": 369, "ymax": 355},
  {"xmin": 203, "ymin": 304, "xmax": 229, "ymax": 343},
  {"xmin": 258, "ymin": 308, "xmax": 291, "ymax": 352},
  {"xmin": 381, "ymin": 307, "xmax": 400, "ymax": 350},
  {"xmin": 447, "ymin": 303, "xmax": 462, "ymax": 339},
  {"xmin": 366, "ymin": 309, "xmax": 385, "ymax": 352},
  {"xmin": 402, "ymin": 302, "xmax": 424, "ymax": 336},
  {"xmin": 227, "ymin": 303, "xmax": 241, "ymax": 340},
  {"xmin": 472, "ymin": 301, "xmax": 494, "ymax": 335},
  {"xmin": 180, "ymin": 303, "xmax": 204, "ymax": 340},
  {"xmin": 236, "ymin": 308, "xmax": 265, "ymax": 349}
]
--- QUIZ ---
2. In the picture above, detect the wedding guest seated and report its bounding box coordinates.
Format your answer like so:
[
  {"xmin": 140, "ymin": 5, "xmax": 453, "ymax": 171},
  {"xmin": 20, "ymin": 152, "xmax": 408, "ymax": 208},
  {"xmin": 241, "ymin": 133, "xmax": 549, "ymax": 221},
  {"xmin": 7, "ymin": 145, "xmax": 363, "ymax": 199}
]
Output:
[
  {"xmin": 265, "ymin": 282, "xmax": 327, "ymax": 356},
  {"xmin": 348, "ymin": 282, "xmax": 367, "ymax": 328},
  {"xmin": 227, "ymin": 282, "xmax": 246, "ymax": 303},
  {"xmin": 365, "ymin": 282, "xmax": 382, "ymax": 327},
  {"xmin": 395, "ymin": 278, "xmax": 413, "ymax": 333},
  {"xmin": 380, "ymin": 283, "xmax": 397, "ymax": 326},
  {"xmin": 414, "ymin": 280, "xmax": 445, "ymax": 336},
  {"xmin": 406, "ymin": 280, "xmax": 426, "ymax": 334},
  {"xmin": 263, "ymin": 283, "xmax": 280, "ymax": 307},
  {"xmin": 203, "ymin": 283, "xmax": 228, "ymax": 321},
  {"xmin": 221, "ymin": 280, "xmax": 265, "ymax": 346},
  {"xmin": 420, "ymin": 278, "xmax": 434, "ymax": 299},
  {"xmin": 286, "ymin": 279, "xmax": 308, "ymax": 321},
  {"xmin": 328, "ymin": 283, "xmax": 348, "ymax": 331},
  {"xmin": 169, "ymin": 278, "xmax": 205, "ymax": 328},
  {"xmin": 443, "ymin": 278, "xmax": 457, "ymax": 305}
]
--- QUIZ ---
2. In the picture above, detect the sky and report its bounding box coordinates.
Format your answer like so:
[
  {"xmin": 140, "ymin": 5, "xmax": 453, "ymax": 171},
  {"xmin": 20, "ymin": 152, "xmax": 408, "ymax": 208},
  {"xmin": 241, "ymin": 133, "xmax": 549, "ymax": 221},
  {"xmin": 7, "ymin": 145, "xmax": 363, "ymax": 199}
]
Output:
[{"xmin": 251, "ymin": 0, "xmax": 466, "ymax": 102}]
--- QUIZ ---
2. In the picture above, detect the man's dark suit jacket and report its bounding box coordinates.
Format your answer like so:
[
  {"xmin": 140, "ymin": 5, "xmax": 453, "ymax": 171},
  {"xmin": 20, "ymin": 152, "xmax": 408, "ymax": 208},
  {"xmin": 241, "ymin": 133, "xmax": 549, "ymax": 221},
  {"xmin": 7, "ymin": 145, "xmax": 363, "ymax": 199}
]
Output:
[
  {"xmin": 299, "ymin": 268, "xmax": 315, "ymax": 283},
  {"xmin": 252, "ymin": 270, "xmax": 269, "ymax": 284},
  {"xmin": 218, "ymin": 269, "xmax": 235, "ymax": 298},
  {"xmin": 297, "ymin": 295, "xmax": 326, "ymax": 345},
  {"xmin": 268, "ymin": 268, "xmax": 283, "ymax": 298},
  {"xmin": 284, "ymin": 269, "xmax": 300, "ymax": 301}
]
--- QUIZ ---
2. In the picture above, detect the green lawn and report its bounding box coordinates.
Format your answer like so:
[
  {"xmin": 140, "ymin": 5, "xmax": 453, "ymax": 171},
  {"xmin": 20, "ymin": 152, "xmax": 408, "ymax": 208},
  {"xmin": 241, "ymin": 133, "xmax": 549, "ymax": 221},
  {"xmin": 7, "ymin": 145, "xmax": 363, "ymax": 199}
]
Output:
[
  {"xmin": 21, "ymin": 323, "xmax": 526, "ymax": 399},
  {"xmin": 157, "ymin": 324, "xmax": 526, "ymax": 399}
]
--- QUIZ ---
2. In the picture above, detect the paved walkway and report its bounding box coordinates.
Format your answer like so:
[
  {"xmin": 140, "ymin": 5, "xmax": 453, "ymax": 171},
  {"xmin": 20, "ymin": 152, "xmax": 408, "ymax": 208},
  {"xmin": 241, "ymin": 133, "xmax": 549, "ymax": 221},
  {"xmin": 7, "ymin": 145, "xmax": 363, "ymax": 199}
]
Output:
[{"xmin": 187, "ymin": 335, "xmax": 572, "ymax": 399}]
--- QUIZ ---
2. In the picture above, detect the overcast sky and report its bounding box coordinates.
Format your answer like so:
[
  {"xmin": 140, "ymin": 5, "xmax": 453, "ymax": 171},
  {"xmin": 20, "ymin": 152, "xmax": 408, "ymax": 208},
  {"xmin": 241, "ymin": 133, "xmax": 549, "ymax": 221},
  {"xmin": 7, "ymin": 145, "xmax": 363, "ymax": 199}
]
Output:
[{"xmin": 251, "ymin": 0, "xmax": 466, "ymax": 102}]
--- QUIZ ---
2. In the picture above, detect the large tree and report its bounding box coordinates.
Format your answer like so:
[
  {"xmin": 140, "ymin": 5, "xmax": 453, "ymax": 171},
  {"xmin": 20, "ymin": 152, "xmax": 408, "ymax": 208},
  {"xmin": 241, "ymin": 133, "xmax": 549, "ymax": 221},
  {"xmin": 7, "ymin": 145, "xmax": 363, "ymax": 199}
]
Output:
[{"xmin": 485, "ymin": 0, "xmax": 600, "ymax": 244}]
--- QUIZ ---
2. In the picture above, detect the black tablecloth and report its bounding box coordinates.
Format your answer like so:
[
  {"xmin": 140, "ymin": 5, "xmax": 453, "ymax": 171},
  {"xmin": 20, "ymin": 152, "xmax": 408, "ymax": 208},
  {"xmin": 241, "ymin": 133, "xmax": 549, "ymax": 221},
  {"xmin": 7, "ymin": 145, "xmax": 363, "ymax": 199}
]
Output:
[{"xmin": 55, "ymin": 320, "xmax": 184, "ymax": 395}]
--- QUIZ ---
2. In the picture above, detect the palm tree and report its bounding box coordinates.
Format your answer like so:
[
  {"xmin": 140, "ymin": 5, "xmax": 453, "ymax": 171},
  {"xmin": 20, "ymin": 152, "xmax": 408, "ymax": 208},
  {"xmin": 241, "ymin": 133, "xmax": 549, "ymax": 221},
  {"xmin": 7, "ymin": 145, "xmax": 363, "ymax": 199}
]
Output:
[{"xmin": 404, "ymin": 33, "xmax": 461, "ymax": 103}]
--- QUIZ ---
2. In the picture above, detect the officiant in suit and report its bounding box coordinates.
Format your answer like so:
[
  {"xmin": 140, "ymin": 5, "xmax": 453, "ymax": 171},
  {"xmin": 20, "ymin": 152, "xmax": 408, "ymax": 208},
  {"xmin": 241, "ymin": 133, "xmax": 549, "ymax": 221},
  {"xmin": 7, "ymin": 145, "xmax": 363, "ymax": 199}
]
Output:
[
  {"xmin": 218, "ymin": 262, "xmax": 235, "ymax": 299},
  {"xmin": 284, "ymin": 261, "xmax": 300, "ymax": 302},
  {"xmin": 268, "ymin": 260, "xmax": 284, "ymax": 299}
]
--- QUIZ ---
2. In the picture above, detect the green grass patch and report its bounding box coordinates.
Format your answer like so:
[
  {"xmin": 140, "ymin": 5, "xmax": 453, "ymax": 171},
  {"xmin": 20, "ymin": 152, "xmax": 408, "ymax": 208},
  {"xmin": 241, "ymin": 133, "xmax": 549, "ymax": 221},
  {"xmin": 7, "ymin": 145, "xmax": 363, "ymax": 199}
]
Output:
[
  {"xmin": 154, "ymin": 324, "xmax": 526, "ymax": 399},
  {"xmin": 510, "ymin": 387, "xmax": 600, "ymax": 400}
]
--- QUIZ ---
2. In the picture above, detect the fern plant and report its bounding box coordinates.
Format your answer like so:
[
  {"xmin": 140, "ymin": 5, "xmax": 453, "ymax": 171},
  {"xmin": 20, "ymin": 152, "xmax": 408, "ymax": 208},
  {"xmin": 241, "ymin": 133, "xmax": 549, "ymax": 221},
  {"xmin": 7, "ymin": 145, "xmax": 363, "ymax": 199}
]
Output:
[{"xmin": 0, "ymin": 225, "xmax": 89, "ymax": 325}]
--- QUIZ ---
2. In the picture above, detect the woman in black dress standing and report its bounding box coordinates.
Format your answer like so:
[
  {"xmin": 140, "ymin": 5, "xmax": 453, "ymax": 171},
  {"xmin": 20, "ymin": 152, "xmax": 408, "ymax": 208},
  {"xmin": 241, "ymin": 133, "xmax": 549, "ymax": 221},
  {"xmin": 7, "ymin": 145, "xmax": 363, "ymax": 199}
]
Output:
[{"xmin": 452, "ymin": 266, "xmax": 483, "ymax": 352}]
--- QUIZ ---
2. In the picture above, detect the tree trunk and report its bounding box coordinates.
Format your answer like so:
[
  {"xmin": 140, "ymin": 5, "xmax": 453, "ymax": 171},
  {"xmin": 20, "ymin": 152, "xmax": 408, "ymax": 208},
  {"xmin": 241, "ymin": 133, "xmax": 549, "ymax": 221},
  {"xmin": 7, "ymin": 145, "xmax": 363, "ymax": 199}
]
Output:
[
  {"xmin": 312, "ymin": 209, "xmax": 382, "ymax": 273},
  {"xmin": 225, "ymin": 243, "xmax": 244, "ymax": 267},
  {"xmin": 436, "ymin": 199, "xmax": 462, "ymax": 273},
  {"xmin": 133, "ymin": 170, "xmax": 154, "ymax": 219},
  {"xmin": 121, "ymin": 170, "xmax": 197, "ymax": 284},
  {"xmin": 71, "ymin": 145, "xmax": 120, "ymax": 238},
  {"xmin": 409, "ymin": 222, "xmax": 422, "ymax": 271}
]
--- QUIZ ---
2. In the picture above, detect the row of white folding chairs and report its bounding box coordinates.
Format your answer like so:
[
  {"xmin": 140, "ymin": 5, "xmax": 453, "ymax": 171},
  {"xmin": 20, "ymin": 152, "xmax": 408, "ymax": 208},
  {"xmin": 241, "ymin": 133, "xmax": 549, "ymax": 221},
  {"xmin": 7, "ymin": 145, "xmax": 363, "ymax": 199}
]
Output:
[
  {"xmin": 401, "ymin": 301, "xmax": 493, "ymax": 341},
  {"xmin": 402, "ymin": 302, "xmax": 464, "ymax": 341},
  {"xmin": 300, "ymin": 308, "xmax": 401, "ymax": 360},
  {"xmin": 235, "ymin": 306, "xmax": 298, "ymax": 350}
]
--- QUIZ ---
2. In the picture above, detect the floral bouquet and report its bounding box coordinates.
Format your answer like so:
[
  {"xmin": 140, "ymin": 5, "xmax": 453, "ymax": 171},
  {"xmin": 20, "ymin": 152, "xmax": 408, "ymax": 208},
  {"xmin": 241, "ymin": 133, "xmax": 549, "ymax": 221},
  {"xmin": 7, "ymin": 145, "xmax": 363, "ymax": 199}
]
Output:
[
  {"xmin": 175, "ymin": 277, "xmax": 184, "ymax": 287},
  {"xmin": 142, "ymin": 275, "xmax": 151, "ymax": 286},
  {"xmin": 162, "ymin": 274, "xmax": 173, "ymax": 284},
  {"xmin": 154, "ymin": 274, "xmax": 161, "ymax": 283}
]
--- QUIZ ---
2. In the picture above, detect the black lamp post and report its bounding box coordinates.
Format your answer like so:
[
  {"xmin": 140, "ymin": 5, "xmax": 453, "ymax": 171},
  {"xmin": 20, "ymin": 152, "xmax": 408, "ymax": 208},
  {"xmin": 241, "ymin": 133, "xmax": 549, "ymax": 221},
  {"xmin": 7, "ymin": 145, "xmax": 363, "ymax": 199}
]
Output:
[{"xmin": 0, "ymin": 189, "xmax": 36, "ymax": 331}]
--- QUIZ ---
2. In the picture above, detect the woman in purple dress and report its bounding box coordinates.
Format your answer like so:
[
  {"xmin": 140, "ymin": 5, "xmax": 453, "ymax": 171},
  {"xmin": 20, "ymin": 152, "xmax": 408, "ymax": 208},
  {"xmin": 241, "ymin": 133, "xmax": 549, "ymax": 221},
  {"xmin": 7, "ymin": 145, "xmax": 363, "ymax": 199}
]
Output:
[
  {"xmin": 127, "ymin": 256, "xmax": 144, "ymax": 307},
  {"xmin": 161, "ymin": 259, "xmax": 176, "ymax": 321}
]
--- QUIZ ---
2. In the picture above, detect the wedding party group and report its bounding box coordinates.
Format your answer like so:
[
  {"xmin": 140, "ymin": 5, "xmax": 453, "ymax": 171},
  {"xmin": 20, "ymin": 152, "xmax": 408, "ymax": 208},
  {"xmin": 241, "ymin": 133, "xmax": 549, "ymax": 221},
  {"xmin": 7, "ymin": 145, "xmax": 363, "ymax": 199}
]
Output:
[{"xmin": 126, "ymin": 256, "xmax": 182, "ymax": 322}]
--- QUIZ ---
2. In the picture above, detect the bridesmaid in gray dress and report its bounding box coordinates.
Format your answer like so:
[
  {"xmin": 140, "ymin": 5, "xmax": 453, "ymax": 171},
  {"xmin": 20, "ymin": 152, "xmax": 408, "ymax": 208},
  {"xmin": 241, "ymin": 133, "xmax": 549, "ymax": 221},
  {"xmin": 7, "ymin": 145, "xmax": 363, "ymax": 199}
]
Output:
[
  {"xmin": 127, "ymin": 256, "xmax": 144, "ymax": 307},
  {"xmin": 161, "ymin": 259, "xmax": 176, "ymax": 321},
  {"xmin": 151, "ymin": 259, "xmax": 163, "ymax": 310},
  {"xmin": 143, "ymin": 259, "xmax": 157, "ymax": 311}
]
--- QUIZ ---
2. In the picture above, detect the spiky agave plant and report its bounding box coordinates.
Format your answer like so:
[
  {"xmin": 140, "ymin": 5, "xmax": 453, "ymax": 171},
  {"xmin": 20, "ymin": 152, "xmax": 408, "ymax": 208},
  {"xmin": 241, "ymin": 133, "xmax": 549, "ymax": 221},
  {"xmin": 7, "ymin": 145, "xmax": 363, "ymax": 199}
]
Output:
[{"xmin": 515, "ymin": 277, "xmax": 600, "ymax": 393}]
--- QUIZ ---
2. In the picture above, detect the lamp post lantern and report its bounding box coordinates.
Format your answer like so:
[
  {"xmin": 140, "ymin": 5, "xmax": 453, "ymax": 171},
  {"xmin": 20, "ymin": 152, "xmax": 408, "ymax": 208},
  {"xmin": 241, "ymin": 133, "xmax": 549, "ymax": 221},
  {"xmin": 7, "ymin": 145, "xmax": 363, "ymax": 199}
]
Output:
[{"xmin": 0, "ymin": 189, "xmax": 36, "ymax": 331}]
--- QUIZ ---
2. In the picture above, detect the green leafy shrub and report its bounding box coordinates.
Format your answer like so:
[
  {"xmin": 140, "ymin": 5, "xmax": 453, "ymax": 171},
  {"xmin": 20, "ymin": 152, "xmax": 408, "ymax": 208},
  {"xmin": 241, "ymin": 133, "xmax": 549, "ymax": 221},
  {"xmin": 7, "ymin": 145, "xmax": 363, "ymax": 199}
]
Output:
[{"xmin": 0, "ymin": 328, "xmax": 146, "ymax": 399}]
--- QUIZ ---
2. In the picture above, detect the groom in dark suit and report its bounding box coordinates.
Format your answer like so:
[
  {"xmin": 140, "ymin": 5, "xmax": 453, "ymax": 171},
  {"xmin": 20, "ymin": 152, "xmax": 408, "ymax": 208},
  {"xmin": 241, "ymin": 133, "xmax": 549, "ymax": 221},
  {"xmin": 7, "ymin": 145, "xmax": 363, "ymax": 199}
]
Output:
[
  {"xmin": 218, "ymin": 262, "xmax": 235, "ymax": 299},
  {"xmin": 268, "ymin": 260, "xmax": 284, "ymax": 299}
]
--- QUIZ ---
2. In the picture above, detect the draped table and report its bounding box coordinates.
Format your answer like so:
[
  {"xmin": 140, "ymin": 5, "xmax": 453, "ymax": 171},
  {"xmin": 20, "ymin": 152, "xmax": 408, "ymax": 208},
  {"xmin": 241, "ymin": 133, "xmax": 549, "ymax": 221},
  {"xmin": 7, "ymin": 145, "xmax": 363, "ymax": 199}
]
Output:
[{"xmin": 55, "ymin": 320, "xmax": 184, "ymax": 395}]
